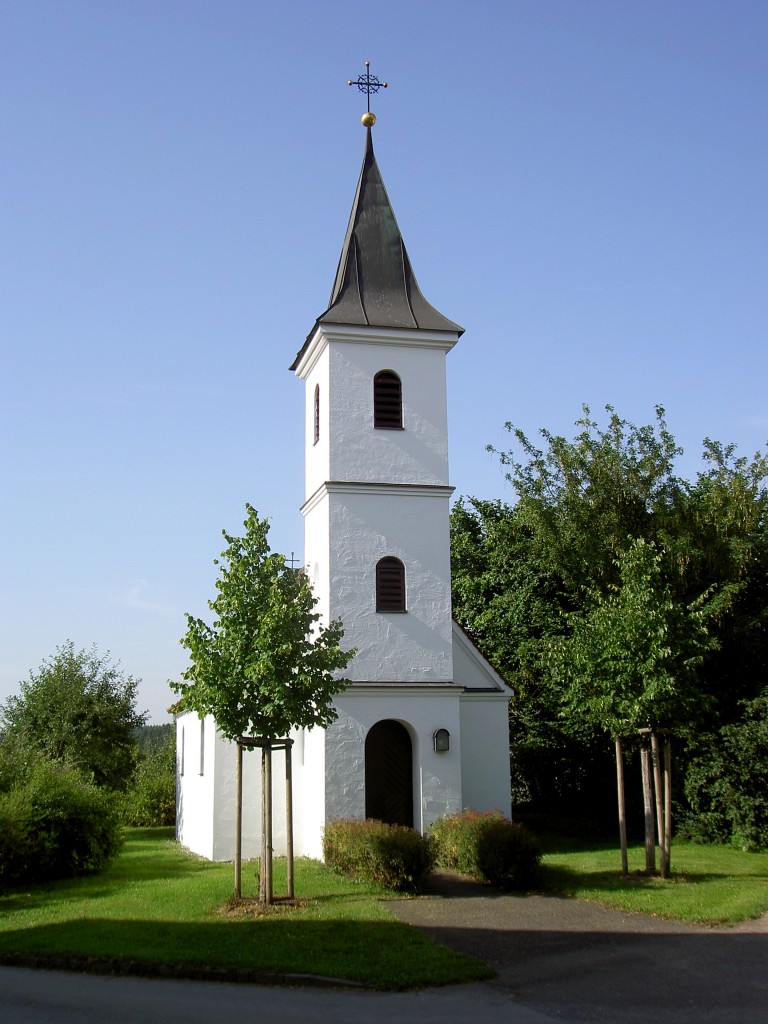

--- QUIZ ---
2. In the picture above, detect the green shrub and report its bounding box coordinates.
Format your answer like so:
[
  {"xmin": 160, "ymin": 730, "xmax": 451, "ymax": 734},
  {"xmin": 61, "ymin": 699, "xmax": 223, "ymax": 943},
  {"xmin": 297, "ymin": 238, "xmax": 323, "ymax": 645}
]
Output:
[
  {"xmin": 0, "ymin": 735, "xmax": 35, "ymax": 794},
  {"xmin": 430, "ymin": 810, "xmax": 542, "ymax": 890},
  {"xmin": 682, "ymin": 691, "xmax": 768, "ymax": 852},
  {"xmin": 323, "ymin": 818, "xmax": 435, "ymax": 893},
  {"xmin": 0, "ymin": 757, "xmax": 122, "ymax": 888},
  {"xmin": 0, "ymin": 795, "xmax": 30, "ymax": 885},
  {"xmin": 122, "ymin": 733, "xmax": 176, "ymax": 826}
]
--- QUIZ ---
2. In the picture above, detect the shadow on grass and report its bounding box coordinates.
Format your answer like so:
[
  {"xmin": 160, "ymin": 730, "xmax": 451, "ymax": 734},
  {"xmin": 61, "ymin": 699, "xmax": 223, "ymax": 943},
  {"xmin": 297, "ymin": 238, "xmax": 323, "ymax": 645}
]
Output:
[
  {"xmin": 540, "ymin": 861, "xmax": 765, "ymax": 897},
  {"xmin": 0, "ymin": 830, "xmax": 216, "ymax": 915},
  {"xmin": 0, "ymin": 915, "xmax": 492, "ymax": 990}
]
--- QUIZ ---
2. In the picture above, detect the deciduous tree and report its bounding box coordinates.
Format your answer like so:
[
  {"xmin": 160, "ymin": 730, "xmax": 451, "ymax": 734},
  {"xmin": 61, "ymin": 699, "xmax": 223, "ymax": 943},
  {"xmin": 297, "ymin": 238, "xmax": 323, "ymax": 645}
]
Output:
[
  {"xmin": 1, "ymin": 642, "xmax": 145, "ymax": 791},
  {"xmin": 172, "ymin": 505, "xmax": 354, "ymax": 902},
  {"xmin": 554, "ymin": 538, "xmax": 714, "ymax": 872},
  {"xmin": 451, "ymin": 405, "xmax": 767, "ymax": 843}
]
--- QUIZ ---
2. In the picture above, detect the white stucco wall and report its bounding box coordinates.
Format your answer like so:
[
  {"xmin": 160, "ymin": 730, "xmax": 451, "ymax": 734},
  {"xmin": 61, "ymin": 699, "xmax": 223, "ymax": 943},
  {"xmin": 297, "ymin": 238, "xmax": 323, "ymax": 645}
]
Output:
[
  {"xmin": 320, "ymin": 485, "xmax": 454, "ymax": 682},
  {"xmin": 175, "ymin": 712, "xmax": 217, "ymax": 859},
  {"xmin": 459, "ymin": 692, "xmax": 513, "ymax": 817},
  {"xmin": 326, "ymin": 687, "xmax": 464, "ymax": 834},
  {"xmin": 176, "ymin": 712, "xmax": 301, "ymax": 862},
  {"xmin": 297, "ymin": 324, "xmax": 460, "ymax": 496},
  {"xmin": 297, "ymin": 724, "xmax": 327, "ymax": 860},
  {"xmin": 303, "ymin": 342, "xmax": 330, "ymax": 500},
  {"xmin": 327, "ymin": 341, "xmax": 451, "ymax": 486},
  {"xmin": 176, "ymin": 685, "xmax": 512, "ymax": 863},
  {"xmin": 452, "ymin": 620, "xmax": 511, "ymax": 691},
  {"xmin": 303, "ymin": 486, "xmax": 331, "ymax": 627}
]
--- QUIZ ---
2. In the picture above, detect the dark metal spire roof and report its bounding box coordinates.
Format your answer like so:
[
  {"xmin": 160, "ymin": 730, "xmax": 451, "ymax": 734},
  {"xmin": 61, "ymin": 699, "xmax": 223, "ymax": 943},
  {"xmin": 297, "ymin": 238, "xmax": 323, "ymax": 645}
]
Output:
[{"xmin": 291, "ymin": 128, "xmax": 462, "ymax": 371}]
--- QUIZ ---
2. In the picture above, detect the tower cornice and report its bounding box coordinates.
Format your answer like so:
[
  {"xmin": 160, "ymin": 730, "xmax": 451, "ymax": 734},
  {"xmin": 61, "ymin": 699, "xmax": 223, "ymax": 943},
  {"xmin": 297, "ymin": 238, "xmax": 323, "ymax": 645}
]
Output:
[
  {"xmin": 301, "ymin": 479, "xmax": 454, "ymax": 517},
  {"xmin": 292, "ymin": 320, "xmax": 461, "ymax": 379}
]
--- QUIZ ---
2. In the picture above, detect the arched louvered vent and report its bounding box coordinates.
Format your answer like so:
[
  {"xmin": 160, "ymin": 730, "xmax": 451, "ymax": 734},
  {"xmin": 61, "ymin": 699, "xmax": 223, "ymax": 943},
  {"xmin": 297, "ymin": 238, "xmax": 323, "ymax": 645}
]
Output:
[
  {"xmin": 373, "ymin": 370, "xmax": 402, "ymax": 429},
  {"xmin": 376, "ymin": 556, "xmax": 406, "ymax": 612}
]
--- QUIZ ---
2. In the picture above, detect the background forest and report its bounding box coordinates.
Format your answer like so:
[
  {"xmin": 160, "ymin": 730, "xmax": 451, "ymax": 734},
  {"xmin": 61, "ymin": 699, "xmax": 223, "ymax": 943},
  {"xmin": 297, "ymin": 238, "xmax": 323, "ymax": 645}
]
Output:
[{"xmin": 451, "ymin": 405, "xmax": 768, "ymax": 850}]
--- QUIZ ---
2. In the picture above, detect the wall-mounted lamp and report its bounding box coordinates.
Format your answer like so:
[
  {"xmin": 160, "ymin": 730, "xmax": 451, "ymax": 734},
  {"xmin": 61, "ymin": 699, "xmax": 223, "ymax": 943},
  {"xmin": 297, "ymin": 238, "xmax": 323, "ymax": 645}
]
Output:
[{"xmin": 433, "ymin": 728, "xmax": 450, "ymax": 753}]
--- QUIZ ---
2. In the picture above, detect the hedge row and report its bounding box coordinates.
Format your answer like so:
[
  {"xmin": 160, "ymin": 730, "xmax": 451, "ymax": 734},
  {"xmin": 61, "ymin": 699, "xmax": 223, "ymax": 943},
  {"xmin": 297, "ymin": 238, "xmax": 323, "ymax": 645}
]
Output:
[
  {"xmin": 323, "ymin": 811, "xmax": 542, "ymax": 892},
  {"xmin": 323, "ymin": 818, "xmax": 435, "ymax": 892},
  {"xmin": 430, "ymin": 810, "xmax": 542, "ymax": 890},
  {"xmin": 0, "ymin": 757, "xmax": 122, "ymax": 888}
]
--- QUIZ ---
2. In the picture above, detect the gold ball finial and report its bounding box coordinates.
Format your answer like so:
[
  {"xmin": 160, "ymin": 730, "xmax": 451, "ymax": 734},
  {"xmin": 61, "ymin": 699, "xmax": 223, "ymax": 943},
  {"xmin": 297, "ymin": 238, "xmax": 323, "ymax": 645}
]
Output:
[{"xmin": 361, "ymin": 111, "xmax": 376, "ymax": 127}]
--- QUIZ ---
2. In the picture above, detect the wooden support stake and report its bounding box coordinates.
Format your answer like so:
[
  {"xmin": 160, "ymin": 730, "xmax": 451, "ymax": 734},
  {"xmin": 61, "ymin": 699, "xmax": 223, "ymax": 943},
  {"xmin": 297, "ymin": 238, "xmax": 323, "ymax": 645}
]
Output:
[
  {"xmin": 615, "ymin": 737, "xmax": 628, "ymax": 875},
  {"xmin": 664, "ymin": 735, "xmax": 673, "ymax": 877},
  {"xmin": 651, "ymin": 731, "xmax": 667, "ymax": 878},
  {"xmin": 285, "ymin": 740, "xmax": 294, "ymax": 899},
  {"xmin": 235, "ymin": 741, "xmax": 243, "ymax": 899},
  {"xmin": 640, "ymin": 741, "xmax": 656, "ymax": 874},
  {"xmin": 260, "ymin": 748, "xmax": 267, "ymax": 904},
  {"xmin": 264, "ymin": 742, "xmax": 273, "ymax": 907}
]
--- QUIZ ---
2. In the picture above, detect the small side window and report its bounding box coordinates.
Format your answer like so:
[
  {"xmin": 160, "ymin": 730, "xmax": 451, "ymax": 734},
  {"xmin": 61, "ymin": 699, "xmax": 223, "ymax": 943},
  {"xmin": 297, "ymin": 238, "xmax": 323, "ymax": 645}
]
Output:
[
  {"xmin": 313, "ymin": 384, "xmax": 320, "ymax": 445},
  {"xmin": 373, "ymin": 370, "xmax": 402, "ymax": 429},
  {"xmin": 376, "ymin": 556, "xmax": 406, "ymax": 611}
]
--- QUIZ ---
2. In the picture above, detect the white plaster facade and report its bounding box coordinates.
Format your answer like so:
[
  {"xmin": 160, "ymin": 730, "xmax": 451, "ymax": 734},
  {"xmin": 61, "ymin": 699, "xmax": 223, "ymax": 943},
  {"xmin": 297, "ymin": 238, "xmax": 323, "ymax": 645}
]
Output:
[
  {"xmin": 175, "ymin": 619, "xmax": 512, "ymax": 862},
  {"xmin": 175, "ymin": 130, "xmax": 513, "ymax": 864}
]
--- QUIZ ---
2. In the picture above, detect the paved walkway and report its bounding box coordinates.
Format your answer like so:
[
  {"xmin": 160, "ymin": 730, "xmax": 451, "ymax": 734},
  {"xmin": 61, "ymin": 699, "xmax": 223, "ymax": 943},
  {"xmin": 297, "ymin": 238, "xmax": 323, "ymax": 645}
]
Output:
[
  {"xmin": 388, "ymin": 871, "xmax": 768, "ymax": 1023},
  {"xmin": 2, "ymin": 873, "xmax": 767, "ymax": 1023}
]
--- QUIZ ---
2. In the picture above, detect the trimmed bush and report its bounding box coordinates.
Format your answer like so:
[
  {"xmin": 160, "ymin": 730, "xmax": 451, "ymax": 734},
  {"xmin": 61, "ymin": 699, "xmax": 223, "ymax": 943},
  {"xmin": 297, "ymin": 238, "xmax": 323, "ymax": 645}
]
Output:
[
  {"xmin": 323, "ymin": 818, "xmax": 435, "ymax": 893},
  {"xmin": 430, "ymin": 810, "xmax": 542, "ymax": 890},
  {"xmin": 0, "ymin": 757, "xmax": 122, "ymax": 888}
]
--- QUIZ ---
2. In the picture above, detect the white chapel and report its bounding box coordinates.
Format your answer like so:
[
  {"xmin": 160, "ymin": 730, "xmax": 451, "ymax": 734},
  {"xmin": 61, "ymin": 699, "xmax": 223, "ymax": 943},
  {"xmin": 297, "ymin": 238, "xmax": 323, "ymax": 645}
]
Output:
[{"xmin": 175, "ymin": 110, "xmax": 512, "ymax": 862}]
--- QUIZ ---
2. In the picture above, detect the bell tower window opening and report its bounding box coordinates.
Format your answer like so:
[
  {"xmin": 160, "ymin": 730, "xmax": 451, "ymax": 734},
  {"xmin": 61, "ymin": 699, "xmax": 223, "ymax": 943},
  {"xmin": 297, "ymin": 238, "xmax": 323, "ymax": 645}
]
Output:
[
  {"xmin": 376, "ymin": 556, "xmax": 406, "ymax": 611},
  {"xmin": 373, "ymin": 370, "xmax": 402, "ymax": 429}
]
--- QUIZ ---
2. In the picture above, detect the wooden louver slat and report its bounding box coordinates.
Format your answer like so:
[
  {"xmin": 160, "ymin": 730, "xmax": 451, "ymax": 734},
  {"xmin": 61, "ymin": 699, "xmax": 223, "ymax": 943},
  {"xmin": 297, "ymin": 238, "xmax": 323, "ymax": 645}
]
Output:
[
  {"xmin": 373, "ymin": 370, "xmax": 402, "ymax": 429},
  {"xmin": 376, "ymin": 557, "xmax": 406, "ymax": 611}
]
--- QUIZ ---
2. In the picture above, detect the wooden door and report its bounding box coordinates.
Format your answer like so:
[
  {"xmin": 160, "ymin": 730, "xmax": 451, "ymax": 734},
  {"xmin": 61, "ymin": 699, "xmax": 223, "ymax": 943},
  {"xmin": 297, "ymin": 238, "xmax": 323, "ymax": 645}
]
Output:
[{"xmin": 365, "ymin": 719, "xmax": 413, "ymax": 828}]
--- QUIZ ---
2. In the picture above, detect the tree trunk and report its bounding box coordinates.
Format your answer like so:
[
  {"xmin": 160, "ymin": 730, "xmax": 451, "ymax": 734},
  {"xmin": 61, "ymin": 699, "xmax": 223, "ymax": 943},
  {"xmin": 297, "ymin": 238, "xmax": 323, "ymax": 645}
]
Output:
[
  {"xmin": 651, "ymin": 731, "xmax": 668, "ymax": 878},
  {"xmin": 640, "ymin": 740, "xmax": 656, "ymax": 874},
  {"xmin": 234, "ymin": 741, "xmax": 243, "ymax": 898},
  {"xmin": 615, "ymin": 737, "xmax": 628, "ymax": 875},
  {"xmin": 264, "ymin": 742, "xmax": 273, "ymax": 906},
  {"xmin": 259, "ymin": 747, "xmax": 267, "ymax": 904},
  {"xmin": 285, "ymin": 740, "xmax": 294, "ymax": 900},
  {"xmin": 664, "ymin": 735, "xmax": 672, "ymax": 877}
]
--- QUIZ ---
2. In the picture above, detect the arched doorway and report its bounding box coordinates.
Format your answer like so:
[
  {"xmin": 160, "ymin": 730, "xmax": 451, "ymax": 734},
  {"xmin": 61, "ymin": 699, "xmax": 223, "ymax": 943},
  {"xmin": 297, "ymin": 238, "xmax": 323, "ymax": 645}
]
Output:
[{"xmin": 365, "ymin": 719, "xmax": 414, "ymax": 827}]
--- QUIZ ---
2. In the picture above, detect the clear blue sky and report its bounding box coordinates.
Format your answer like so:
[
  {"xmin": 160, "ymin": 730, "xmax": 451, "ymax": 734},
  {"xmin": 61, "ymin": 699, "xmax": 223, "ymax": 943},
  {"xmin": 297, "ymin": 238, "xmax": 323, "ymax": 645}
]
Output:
[{"xmin": 2, "ymin": 1, "xmax": 766, "ymax": 722}]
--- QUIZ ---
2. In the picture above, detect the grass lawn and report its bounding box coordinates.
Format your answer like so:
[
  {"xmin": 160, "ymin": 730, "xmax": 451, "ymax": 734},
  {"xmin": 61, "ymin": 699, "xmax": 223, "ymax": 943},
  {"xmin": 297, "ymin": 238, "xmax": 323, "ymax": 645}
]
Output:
[
  {"xmin": 0, "ymin": 828, "xmax": 491, "ymax": 990},
  {"xmin": 2, "ymin": 829, "xmax": 766, "ymax": 990},
  {"xmin": 541, "ymin": 838, "xmax": 768, "ymax": 924}
]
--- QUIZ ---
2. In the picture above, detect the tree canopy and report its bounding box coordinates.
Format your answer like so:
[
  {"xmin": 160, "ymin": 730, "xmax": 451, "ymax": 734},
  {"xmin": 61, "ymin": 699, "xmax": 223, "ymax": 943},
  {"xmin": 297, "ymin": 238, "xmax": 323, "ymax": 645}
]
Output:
[
  {"xmin": 555, "ymin": 537, "xmax": 713, "ymax": 740},
  {"xmin": 452, "ymin": 405, "xmax": 768, "ymax": 829},
  {"xmin": 0, "ymin": 641, "xmax": 146, "ymax": 790},
  {"xmin": 172, "ymin": 505, "xmax": 355, "ymax": 741}
]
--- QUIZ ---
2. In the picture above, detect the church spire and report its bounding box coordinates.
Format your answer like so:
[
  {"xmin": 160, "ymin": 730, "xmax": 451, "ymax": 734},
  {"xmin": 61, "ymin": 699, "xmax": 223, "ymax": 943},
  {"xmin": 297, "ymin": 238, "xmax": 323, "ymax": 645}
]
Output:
[
  {"xmin": 317, "ymin": 127, "xmax": 463, "ymax": 335},
  {"xmin": 290, "ymin": 67, "xmax": 463, "ymax": 371}
]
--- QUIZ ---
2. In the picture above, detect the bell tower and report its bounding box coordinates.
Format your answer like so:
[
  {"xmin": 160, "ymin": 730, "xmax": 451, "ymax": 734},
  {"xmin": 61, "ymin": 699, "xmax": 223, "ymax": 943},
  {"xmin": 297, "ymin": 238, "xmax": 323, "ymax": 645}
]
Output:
[
  {"xmin": 175, "ymin": 68, "xmax": 512, "ymax": 866},
  {"xmin": 291, "ymin": 123, "xmax": 463, "ymax": 686},
  {"xmin": 288, "ymin": 70, "xmax": 511, "ymax": 856}
]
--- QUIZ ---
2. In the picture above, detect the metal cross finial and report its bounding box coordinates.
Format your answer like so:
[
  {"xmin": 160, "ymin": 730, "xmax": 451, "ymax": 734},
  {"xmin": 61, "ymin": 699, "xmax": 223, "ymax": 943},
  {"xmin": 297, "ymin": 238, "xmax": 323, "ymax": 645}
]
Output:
[
  {"xmin": 348, "ymin": 60, "xmax": 388, "ymax": 114},
  {"xmin": 286, "ymin": 551, "xmax": 301, "ymax": 570}
]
